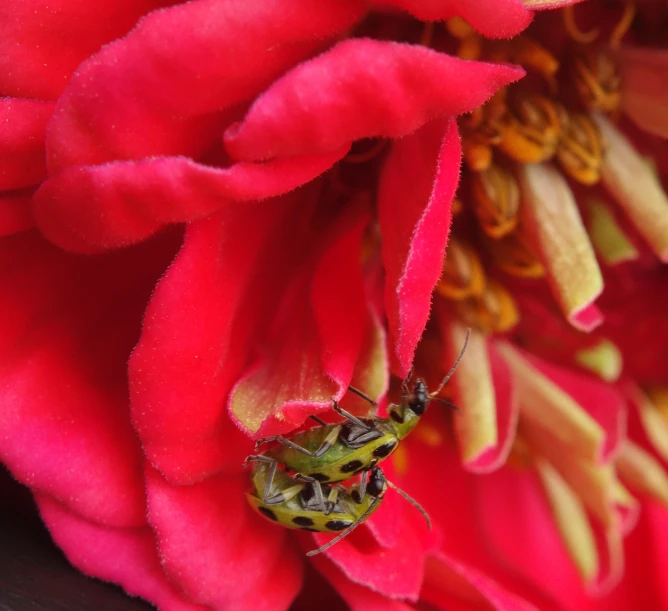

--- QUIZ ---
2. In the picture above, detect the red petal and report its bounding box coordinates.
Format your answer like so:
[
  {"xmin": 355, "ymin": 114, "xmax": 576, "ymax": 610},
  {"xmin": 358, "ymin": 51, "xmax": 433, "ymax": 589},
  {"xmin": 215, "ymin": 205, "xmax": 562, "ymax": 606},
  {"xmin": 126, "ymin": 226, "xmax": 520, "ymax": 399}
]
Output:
[
  {"xmin": 0, "ymin": 0, "xmax": 171, "ymax": 100},
  {"xmin": 521, "ymin": 352, "xmax": 627, "ymax": 462},
  {"xmin": 230, "ymin": 205, "xmax": 370, "ymax": 435},
  {"xmin": 0, "ymin": 99, "xmax": 53, "ymax": 190},
  {"xmin": 378, "ymin": 119, "xmax": 460, "ymax": 376},
  {"xmin": 371, "ymin": 0, "xmax": 533, "ymax": 38},
  {"xmin": 130, "ymin": 202, "xmax": 294, "ymax": 482},
  {"xmin": 224, "ymin": 40, "xmax": 524, "ymax": 162},
  {"xmin": 48, "ymin": 0, "xmax": 365, "ymax": 171},
  {"xmin": 34, "ymin": 147, "xmax": 347, "ymax": 253},
  {"xmin": 145, "ymin": 466, "xmax": 302, "ymax": 611},
  {"xmin": 311, "ymin": 513, "xmax": 427, "ymax": 601},
  {"xmin": 316, "ymin": 557, "xmax": 416, "ymax": 611},
  {"xmin": 0, "ymin": 192, "xmax": 35, "ymax": 236},
  {"xmin": 421, "ymin": 553, "xmax": 541, "ymax": 611},
  {"xmin": 0, "ymin": 231, "xmax": 176, "ymax": 527},
  {"xmin": 37, "ymin": 494, "xmax": 206, "ymax": 611}
]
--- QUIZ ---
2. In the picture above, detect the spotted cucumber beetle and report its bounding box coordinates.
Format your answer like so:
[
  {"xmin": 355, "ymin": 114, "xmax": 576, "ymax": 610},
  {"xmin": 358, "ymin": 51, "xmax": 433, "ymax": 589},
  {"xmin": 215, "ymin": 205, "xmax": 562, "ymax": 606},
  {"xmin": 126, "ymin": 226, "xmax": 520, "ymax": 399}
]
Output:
[
  {"xmin": 253, "ymin": 329, "xmax": 471, "ymax": 485},
  {"xmin": 244, "ymin": 455, "xmax": 430, "ymax": 556}
]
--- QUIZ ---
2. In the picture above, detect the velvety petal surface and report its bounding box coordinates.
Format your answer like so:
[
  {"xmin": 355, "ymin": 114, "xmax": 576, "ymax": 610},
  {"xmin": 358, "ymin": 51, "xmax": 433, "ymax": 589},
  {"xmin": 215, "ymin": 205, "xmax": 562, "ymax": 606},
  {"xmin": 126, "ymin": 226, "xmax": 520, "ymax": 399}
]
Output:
[
  {"xmin": 34, "ymin": 147, "xmax": 348, "ymax": 252},
  {"xmin": 145, "ymin": 466, "xmax": 302, "ymax": 611},
  {"xmin": 378, "ymin": 119, "xmax": 461, "ymax": 375},
  {"xmin": 0, "ymin": 230, "xmax": 177, "ymax": 527},
  {"xmin": 47, "ymin": 0, "xmax": 365, "ymax": 171},
  {"xmin": 225, "ymin": 39, "xmax": 524, "ymax": 162},
  {"xmin": 370, "ymin": 0, "xmax": 533, "ymax": 38},
  {"xmin": 37, "ymin": 495, "xmax": 206, "ymax": 611},
  {"xmin": 0, "ymin": 99, "xmax": 53, "ymax": 190}
]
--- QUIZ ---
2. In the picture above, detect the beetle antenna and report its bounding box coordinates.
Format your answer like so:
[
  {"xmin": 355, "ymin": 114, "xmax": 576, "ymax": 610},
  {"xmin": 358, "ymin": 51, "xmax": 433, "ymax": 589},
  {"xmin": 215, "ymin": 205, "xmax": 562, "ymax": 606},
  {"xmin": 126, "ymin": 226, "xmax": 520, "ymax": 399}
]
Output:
[
  {"xmin": 386, "ymin": 481, "xmax": 431, "ymax": 530},
  {"xmin": 306, "ymin": 498, "xmax": 381, "ymax": 557},
  {"xmin": 430, "ymin": 397, "xmax": 459, "ymax": 411},
  {"xmin": 430, "ymin": 327, "xmax": 471, "ymax": 398},
  {"xmin": 347, "ymin": 385, "xmax": 378, "ymax": 407}
]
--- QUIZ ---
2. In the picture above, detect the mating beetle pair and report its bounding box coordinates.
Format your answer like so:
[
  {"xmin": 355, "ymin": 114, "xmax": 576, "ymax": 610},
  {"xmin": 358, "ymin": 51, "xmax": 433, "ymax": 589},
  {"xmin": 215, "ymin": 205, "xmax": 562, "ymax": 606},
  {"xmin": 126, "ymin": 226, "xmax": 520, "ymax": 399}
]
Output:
[{"xmin": 244, "ymin": 329, "xmax": 470, "ymax": 556}]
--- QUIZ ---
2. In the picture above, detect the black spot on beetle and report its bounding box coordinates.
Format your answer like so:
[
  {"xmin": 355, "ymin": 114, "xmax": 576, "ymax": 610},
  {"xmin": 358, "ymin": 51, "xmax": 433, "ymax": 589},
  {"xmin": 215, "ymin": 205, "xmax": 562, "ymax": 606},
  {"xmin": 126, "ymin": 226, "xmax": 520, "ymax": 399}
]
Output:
[
  {"xmin": 373, "ymin": 441, "xmax": 397, "ymax": 458},
  {"xmin": 326, "ymin": 520, "xmax": 352, "ymax": 531},
  {"xmin": 311, "ymin": 473, "xmax": 330, "ymax": 482},
  {"xmin": 301, "ymin": 527, "xmax": 319, "ymax": 532},
  {"xmin": 390, "ymin": 410, "xmax": 405, "ymax": 424},
  {"xmin": 259, "ymin": 507, "xmax": 278, "ymax": 521},
  {"xmin": 293, "ymin": 516, "xmax": 315, "ymax": 527},
  {"xmin": 340, "ymin": 459, "xmax": 364, "ymax": 473},
  {"xmin": 351, "ymin": 490, "xmax": 362, "ymax": 504}
]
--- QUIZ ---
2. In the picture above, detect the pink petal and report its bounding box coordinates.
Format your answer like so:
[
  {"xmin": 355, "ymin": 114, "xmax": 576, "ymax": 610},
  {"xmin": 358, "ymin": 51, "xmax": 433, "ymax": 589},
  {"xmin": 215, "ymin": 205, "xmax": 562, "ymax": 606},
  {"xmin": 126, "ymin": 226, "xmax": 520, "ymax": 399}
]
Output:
[
  {"xmin": 316, "ymin": 557, "xmax": 416, "ymax": 611},
  {"xmin": 145, "ymin": 466, "xmax": 302, "ymax": 611},
  {"xmin": 378, "ymin": 119, "xmax": 460, "ymax": 376},
  {"xmin": 0, "ymin": 99, "xmax": 53, "ymax": 190},
  {"xmin": 312, "ymin": 512, "xmax": 427, "ymax": 601},
  {"xmin": 34, "ymin": 147, "xmax": 348, "ymax": 253},
  {"xmin": 0, "ymin": 0, "xmax": 172, "ymax": 100},
  {"xmin": 224, "ymin": 39, "xmax": 524, "ymax": 162},
  {"xmin": 371, "ymin": 0, "xmax": 533, "ymax": 38},
  {"xmin": 461, "ymin": 339, "xmax": 519, "ymax": 472},
  {"xmin": 521, "ymin": 352, "xmax": 627, "ymax": 462},
  {"xmin": 230, "ymin": 206, "xmax": 370, "ymax": 435},
  {"xmin": 0, "ymin": 192, "xmax": 35, "ymax": 236},
  {"xmin": 37, "ymin": 494, "xmax": 206, "ymax": 611},
  {"xmin": 421, "ymin": 553, "xmax": 541, "ymax": 611},
  {"xmin": 48, "ymin": 0, "xmax": 365, "ymax": 171},
  {"xmin": 0, "ymin": 230, "xmax": 176, "ymax": 527},
  {"xmin": 619, "ymin": 46, "xmax": 668, "ymax": 139}
]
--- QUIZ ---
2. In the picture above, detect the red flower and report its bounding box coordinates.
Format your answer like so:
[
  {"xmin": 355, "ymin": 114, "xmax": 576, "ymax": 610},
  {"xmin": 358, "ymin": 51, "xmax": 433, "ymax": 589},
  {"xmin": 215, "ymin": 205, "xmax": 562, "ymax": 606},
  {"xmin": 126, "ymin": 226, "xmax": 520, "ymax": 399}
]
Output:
[{"xmin": 2, "ymin": 1, "xmax": 668, "ymax": 610}]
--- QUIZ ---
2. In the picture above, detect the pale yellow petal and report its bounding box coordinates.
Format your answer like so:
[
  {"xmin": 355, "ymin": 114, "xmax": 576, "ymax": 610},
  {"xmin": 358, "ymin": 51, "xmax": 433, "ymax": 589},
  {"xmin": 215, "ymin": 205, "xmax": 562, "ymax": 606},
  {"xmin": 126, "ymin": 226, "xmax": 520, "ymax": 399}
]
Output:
[
  {"xmin": 498, "ymin": 342, "xmax": 604, "ymax": 461},
  {"xmin": 595, "ymin": 113, "xmax": 668, "ymax": 261},
  {"xmin": 575, "ymin": 339, "xmax": 623, "ymax": 382},
  {"xmin": 632, "ymin": 386, "xmax": 668, "ymax": 463},
  {"xmin": 535, "ymin": 457, "xmax": 599, "ymax": 585},
  {"xmin": 450, "ymin": 323, "xmax": 499, "ymax": 466},
  {"xmin": 616, "ymin": 440, "xmax": 668, "ymax": 509},
  {"xmin": 585, "ymin": 199, "xmax": 639, "ymax": 265},
  {"xmin": 520, "ymin": 163, "xmax": 603, "ymax": 330}
]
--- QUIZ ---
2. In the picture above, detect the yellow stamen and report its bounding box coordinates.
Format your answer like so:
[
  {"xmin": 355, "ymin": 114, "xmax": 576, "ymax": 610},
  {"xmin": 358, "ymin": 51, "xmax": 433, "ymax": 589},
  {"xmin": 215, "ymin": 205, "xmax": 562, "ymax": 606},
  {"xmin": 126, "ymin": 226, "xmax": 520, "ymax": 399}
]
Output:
[
  {"xmin": 556, "ymin": 112, "xmax": 603, "ymax": 185},
  {"xmin": 609, "ymin": 0, "xmax": 636, "ymax": 49},
  {"xmin": 511, "ymin": 37, "xmax": 560, "ymax": 93},
  {"xmin": 462, "ymin": 137, "xmax": 493, "ymax": 171},
  {"xmin": 563, "ymin": 4, "xmax": 600, "ymax": 44},
  {"xmin": 436, "ymin": 239, "xmax": 486, "ymax": 300},
  {"xmin": 470, "ymin": 164, "xmax": 520, "ymax": 239},
  {"xmin": 572, "ymin": 48, "xmax": 621, "ymax": 113},
  {"xmin": 446, "ymin": 17, "xmax": 475, "ymax": 40},
  {"xmin": 496, "ymin": 94, "xmax": 561, "ymax": 163},
  {"xmin": 457, "ymin": 280, "xmax": 519, "ymax": 334},
  {"xmin": 485, "ymin": 229, "xmax": 545, "ymax": 278}
]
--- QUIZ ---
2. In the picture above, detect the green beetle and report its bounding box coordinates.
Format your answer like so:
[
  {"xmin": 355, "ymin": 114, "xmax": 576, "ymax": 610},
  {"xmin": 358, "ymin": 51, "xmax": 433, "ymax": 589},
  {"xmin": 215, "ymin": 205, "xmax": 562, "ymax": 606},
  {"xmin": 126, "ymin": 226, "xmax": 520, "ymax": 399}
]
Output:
[
  {"xmin": 251, "ymin": 329, "xmax": 470, "ymax": 485},
  {"xmin": 245, "ymin": 456, "xmax": 429, "ymax": 556}
]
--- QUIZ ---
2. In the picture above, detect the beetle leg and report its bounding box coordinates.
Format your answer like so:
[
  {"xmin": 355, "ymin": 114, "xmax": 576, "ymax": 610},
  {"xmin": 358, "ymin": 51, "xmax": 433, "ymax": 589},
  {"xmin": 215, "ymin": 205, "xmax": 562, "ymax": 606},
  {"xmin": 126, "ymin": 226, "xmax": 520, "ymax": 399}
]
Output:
[
  {"xmin": 309, "ymin": 414, "xmax": 328, "ymax": 426},
  {"xmin": 306, "ymin": 498, "xmax": 381, "ymax": 557},
  {"xmin": 357, "ymin": 470, "xmax": 369, "ymax": 503},
  {"xmin": 243, "ymin": 454, "xmax": 274, "ymax": 468},
  {"xmin": 332, "ymin": 400, "xmax": 373, "ymax": 430},
  {"xmin": 264, "ymin": 483, "xmax": 304, "ymax": 505},
  {"xmin": 401, "ymin": 366, "xmax": 414, "ymax": 394},
  {"xmin": 254, "ymin": 435, "xmax": 317, "ymax": 456},
  {"xmin": 290, "ymin": 474, "xmax": 327, "ymax": 512}
]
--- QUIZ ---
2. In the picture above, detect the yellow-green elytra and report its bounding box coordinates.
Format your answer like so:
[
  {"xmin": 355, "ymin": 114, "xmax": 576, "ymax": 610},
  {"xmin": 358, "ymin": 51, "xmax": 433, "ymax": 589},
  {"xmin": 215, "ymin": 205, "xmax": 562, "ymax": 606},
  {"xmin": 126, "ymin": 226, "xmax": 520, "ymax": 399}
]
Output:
[
  {"xmin": 244, "ymin": 456, "xmax": 430, "ymax": 556},
  {"xmin": 253, "ymin": 329, "xmax": 470, "ymax": 485}
]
